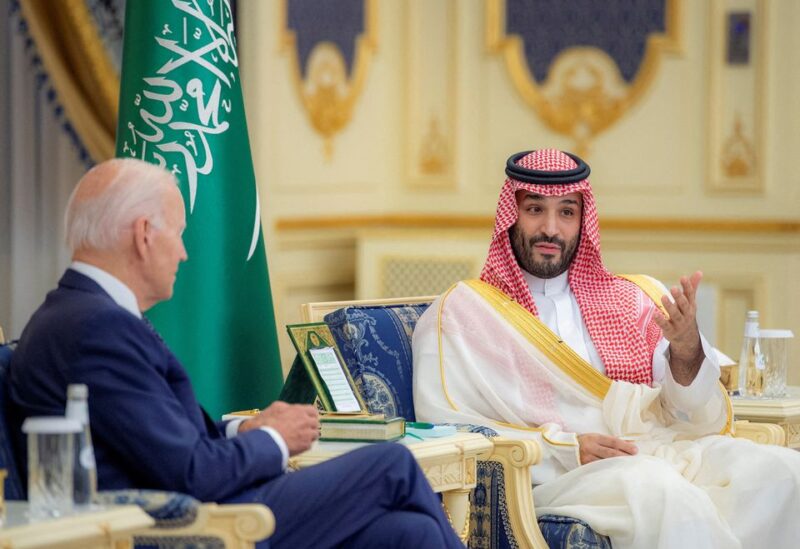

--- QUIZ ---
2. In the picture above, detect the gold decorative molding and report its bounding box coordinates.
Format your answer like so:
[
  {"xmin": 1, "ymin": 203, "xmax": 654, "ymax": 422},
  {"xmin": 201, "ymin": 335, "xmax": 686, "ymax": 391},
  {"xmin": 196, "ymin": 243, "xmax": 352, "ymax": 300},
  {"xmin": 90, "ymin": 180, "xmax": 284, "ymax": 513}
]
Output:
[
  {"xmin": 0, "ymin": 468, "xmax": 6, "ymax": 516},
  {"xmin": 279, "ymin": 0, "xmax": 377, "ymax": 159},
  {"xmin": 722, "ymin": 114, "xmax": 756, "ymax": 178},
  {"xmin": 732, "ymin": 420, "xmax": 786, "ymax": 446},
  {"xmin": 786, "ymin": 423, "xmax": 800, "ymax": 448},
  {"xmin": 405, "ymin": 0, "xmax": 457, "ymax": 188},
  {"xmin": 276, "ymin": 214, "xmax": 800, "ymax": 234},
  {"xmin": 707, "ymin": 0, "xmax": 767, "ymax": 193},
  {"xmin": 419, "ymin": 115, "xmax": 450, "ymax": 175},
  {"xmin": 421, "ymin": 460, "xmax": 465, "ymax": 490},
  {"xmin": 486, "ymin": 0, "xmax": 682, "ymax": 156}
]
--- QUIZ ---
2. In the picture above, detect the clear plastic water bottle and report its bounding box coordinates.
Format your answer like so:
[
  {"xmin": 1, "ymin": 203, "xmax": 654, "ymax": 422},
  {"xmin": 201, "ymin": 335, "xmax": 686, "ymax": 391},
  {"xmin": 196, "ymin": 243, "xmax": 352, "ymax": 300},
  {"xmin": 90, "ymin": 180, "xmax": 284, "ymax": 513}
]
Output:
[
  {"xmin": 65, "ymin": 384, "xmax": 97, "ymax": 505},
  {"xmin": 738, "ymin": 311, "xmax": 765, "ymax": 397}
]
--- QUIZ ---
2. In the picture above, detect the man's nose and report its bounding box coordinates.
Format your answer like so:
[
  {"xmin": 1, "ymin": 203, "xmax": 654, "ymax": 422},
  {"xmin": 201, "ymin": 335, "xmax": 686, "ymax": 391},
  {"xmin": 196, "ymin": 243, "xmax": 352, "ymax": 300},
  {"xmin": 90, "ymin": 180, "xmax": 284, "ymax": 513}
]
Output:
[{"xmin": 541, "ymin": 211, "xmax": 559, "ymax": 237}]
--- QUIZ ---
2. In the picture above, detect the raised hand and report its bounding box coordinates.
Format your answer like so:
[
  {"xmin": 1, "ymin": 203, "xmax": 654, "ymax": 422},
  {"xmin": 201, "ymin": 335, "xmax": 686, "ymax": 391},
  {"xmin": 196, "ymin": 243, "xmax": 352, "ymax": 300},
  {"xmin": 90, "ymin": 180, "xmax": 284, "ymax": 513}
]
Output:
[
  {"xmin": 653, "ymin": 271, "xmax": 705, "ymax": 385},
  {"xmin": 577, "ymin": 433, "xmax": 638, "ymax": 465},
  {"xmin": 239, "ymin": 401, "xmax": 320, "ymax": 455}
]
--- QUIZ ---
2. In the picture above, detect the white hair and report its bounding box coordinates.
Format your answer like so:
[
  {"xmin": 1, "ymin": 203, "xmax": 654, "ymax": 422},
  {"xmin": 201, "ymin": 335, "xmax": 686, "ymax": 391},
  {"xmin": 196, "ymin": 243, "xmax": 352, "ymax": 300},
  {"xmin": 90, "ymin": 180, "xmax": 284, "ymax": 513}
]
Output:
[{"xmin": 65, "ymin": 158, "xmax": 178, "ymax": 252}]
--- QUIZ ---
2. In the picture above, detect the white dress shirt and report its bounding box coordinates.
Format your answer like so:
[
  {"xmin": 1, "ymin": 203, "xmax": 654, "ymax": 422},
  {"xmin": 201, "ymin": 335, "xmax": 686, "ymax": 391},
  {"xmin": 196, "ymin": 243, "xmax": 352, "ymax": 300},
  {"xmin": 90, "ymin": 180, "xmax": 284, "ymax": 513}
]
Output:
[
  {"xmin": 71, "ymin": 261, "xmax": 142, "ymax": 319},
  {"xmin": 69, "ymin": 261, "xmax": 289, "ymax": 469},
  {"xmin": 522, "ymin": 269, "xmax": 721, "ymax": 414}
]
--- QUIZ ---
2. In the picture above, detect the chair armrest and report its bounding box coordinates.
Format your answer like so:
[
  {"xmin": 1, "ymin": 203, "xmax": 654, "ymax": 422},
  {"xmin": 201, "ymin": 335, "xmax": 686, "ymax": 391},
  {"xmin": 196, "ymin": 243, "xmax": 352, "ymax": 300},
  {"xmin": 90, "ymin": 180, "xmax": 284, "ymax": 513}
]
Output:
[
  {"xmin": 482, "ymin": 437, "xmax": 550, "ymax": 549},
  {"xmin": 444, "ymin": 422, "xmax": 500, "ymax": 437},
  {"xmin": 96, "ymin": 490, "xmax": 274, "ymax": 548},
  {"xmin": 733, "ymin": 419, "xmax": 786, "ymax": 446},
  {"xmin": 95, "ymin": 489, "xmax": 199, "ymax": 527},
  {"xmin": 134, "ymin": 502, "xmax": 274, "ymax": 548}
]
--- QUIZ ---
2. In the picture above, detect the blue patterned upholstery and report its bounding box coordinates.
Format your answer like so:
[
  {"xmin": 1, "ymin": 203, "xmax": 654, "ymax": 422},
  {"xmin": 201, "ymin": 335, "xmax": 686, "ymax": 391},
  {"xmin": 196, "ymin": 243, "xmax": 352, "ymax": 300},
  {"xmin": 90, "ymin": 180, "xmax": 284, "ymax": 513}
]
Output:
[
  {"xmin": 471, "ymin": 460, "xmax": 522, "ymax": 549},
  {"xmin": 0, "ymin": 342, "xmax": 25, "ymax": 500},
  {"xmin": 94, "ymin": 489, "xmax": 199, "ymax": 528},
  {"xmin": 325, "ymin": 304, "xmax": 427, "ymax": 421},
  {"xmin": 323, "ymin": 302, "xmax": 612, "ymax": 549},
  {"xmin": 538, "ymin": 515, "xmax": 613, "ymax": 549}
]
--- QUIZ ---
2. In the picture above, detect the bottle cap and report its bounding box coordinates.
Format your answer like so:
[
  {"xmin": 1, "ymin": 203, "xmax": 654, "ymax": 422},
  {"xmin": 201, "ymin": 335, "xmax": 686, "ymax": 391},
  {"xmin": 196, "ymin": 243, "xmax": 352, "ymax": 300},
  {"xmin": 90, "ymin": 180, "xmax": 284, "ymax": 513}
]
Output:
[
  {"xmin": 22, "ymin": 416, "xmax": 81, "ymax": 434},
  {"xmin": 67, "ymin": 384, "xmax": 88, "ymax": 399},
  {"xmin": 746, "ymin": 310, "xmax": 759, "ymax": 319},
  {"xmin": 759, "ymin": 329, "xmax": 794, "ymax": 339}
]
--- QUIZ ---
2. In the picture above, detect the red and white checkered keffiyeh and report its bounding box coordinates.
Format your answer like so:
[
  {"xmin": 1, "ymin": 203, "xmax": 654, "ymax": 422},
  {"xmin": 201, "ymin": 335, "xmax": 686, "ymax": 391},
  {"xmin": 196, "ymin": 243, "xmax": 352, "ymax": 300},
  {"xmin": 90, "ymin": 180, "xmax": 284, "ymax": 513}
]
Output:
[{"xmin": 480, "ymin": 149, "xmax": 659, "ymax": 385}]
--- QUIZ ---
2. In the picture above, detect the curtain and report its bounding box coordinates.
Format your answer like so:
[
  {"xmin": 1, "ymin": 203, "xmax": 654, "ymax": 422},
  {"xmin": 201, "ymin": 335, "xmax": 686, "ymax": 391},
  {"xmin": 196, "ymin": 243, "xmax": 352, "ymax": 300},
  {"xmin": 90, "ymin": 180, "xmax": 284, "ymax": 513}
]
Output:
[
  {"xmin": 0, "ymin": 1, "xmax": 91, "ymax": 338},
  {"xmin": 19, "ymin": 0, "xmax": 120, "ymax": 161}
]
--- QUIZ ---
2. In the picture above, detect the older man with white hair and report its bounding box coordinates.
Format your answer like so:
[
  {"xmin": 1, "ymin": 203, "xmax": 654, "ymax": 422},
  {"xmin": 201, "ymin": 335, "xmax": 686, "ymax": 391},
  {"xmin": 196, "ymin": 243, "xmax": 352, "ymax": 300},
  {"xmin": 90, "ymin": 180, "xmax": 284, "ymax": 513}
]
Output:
[{"xmin": 9, "ymin": 158, "xmax": 466, "ymax": 549}]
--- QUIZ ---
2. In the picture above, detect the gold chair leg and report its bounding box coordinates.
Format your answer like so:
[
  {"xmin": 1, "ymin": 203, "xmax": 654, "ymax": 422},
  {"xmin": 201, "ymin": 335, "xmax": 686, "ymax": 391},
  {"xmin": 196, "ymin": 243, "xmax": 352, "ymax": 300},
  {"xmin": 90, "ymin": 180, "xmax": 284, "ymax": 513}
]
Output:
[{"xmin": 442, "ymin": 488, "xmax": 472, "ymax": 543}]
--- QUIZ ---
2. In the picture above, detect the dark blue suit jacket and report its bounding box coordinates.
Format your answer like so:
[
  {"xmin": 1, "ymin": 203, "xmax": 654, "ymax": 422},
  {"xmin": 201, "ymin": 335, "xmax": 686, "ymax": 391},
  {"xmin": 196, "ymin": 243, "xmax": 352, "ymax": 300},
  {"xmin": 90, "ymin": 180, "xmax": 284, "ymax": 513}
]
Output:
[{"xmin": 8, "ymin": 269, "xmax": 284, "ymax": 502}]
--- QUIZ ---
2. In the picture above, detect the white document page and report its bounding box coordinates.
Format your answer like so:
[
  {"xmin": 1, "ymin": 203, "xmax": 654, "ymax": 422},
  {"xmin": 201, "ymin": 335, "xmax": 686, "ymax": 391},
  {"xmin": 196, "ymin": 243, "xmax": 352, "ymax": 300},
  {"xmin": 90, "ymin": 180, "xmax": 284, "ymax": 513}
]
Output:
[{"xmin": 308, "ymin": 347, "xmax": 361, "ymax": 412}]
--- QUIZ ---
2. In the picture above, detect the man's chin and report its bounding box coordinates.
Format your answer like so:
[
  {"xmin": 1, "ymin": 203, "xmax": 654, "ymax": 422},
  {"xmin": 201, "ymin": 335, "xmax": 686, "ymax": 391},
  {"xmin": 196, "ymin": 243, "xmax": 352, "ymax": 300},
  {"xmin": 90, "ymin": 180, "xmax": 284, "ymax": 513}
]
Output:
[
  {"xmin": 526, "ymin": 259, "xmax": 568, "ymax": 279},
  {"xmin": 533, "ymin": 253, "xmax": 561, "ymax": 265},
  {"xmin": 533, "ymin": 254, "xmax": 560, "ymax": 266},
  {"xmin": 157, "ymin": 288, "xmax": 175, "ymax": 303}
]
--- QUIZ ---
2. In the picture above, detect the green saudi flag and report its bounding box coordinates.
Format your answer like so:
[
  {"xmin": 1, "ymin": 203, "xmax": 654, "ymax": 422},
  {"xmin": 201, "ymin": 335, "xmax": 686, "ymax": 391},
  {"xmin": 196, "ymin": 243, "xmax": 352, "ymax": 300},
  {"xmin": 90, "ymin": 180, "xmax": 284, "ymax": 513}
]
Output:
[{"xmin": 115, "ymin": 0, "xmax": 282, "ymax": 418}]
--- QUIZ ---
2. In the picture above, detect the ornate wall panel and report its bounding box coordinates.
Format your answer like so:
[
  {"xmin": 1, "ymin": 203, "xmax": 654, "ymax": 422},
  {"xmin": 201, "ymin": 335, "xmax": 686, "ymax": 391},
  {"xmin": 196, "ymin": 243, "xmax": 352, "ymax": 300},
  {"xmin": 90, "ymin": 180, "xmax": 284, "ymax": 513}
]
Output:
[
  {"xmin": 486, "ymin": 0, "xmax": 682, "ymax": 156},
  {"xmin": 381, "ymin": 257, "xmax": 473, "ymax": 298},
  {"xmin": 237, "ymin": 1, "xmax": 800, "ymax": 374},
  {"xmin": 356, "ymin": 231, "xmax": 487, "ymax": 299},
  {"xmin": 404, "ymin": 0, "xmax": 456, "ymax": 188},
  {"xmin": 279, "ymin": 0, "xmax": 377, "ymax": 158},
  {"xmin": 707, "ymin": 0, "xmax": 766, "ymax": 193}
]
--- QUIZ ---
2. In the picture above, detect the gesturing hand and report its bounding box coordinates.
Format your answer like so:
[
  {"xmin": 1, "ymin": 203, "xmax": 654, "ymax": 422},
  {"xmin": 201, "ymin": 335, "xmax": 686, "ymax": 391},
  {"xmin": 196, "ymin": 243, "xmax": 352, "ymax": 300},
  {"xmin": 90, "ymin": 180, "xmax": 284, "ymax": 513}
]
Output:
[
  {"xmin": 653, "ymin": 271, "xmax": 705, "ymax": 384},
  {"xmin": 239, "ymin": 401, "xmax": 320, "ymax": 456},
  {"xmin": 577, "ymin": 433, "xmax": 638, "ymax": 465}
]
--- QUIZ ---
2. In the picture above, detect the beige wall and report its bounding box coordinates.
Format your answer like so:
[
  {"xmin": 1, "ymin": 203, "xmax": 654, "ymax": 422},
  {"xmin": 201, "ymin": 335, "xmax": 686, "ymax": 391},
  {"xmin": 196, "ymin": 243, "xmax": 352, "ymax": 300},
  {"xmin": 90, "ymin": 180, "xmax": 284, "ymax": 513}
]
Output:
[{"xmin": 239, "ymin": 1, "xmax": 800, "ymax": 380}]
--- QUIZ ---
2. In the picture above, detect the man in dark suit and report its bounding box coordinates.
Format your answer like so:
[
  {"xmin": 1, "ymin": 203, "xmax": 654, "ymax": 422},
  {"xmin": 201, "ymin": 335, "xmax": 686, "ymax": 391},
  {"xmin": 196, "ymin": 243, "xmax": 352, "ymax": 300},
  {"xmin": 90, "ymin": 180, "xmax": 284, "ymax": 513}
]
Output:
[{"xmin": 8, "ymin": 158, "xmax": 464, "ymax": 548}]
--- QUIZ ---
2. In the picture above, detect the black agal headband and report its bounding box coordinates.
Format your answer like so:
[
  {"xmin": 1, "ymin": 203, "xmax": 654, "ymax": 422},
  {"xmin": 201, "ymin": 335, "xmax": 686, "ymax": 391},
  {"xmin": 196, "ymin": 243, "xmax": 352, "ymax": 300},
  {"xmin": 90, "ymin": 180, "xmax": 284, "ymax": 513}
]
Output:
[{"xmin": 505, "ymin": 151, "xmax": 591, "ymax": 185}]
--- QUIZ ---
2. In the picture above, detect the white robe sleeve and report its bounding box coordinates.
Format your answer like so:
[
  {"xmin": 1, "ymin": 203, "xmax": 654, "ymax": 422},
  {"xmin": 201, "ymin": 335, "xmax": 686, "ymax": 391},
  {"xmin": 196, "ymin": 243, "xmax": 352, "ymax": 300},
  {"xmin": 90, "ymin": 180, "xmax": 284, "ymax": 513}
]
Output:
[
  {"xmin": 653, "ymin": 334, "xmax": 722, "ymax": 415},
  {"xmin": 645, "ymin": 276, "xmax": 724, "ymax": 417}
]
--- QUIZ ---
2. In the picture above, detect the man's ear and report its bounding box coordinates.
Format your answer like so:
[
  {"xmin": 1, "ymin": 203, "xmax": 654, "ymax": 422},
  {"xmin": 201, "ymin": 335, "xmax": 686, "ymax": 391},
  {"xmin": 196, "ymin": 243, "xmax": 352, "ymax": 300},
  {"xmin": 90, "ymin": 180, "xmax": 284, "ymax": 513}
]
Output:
[{"xmin": 132, "ymin": 216, "xmax": 152, "ymax": 259}]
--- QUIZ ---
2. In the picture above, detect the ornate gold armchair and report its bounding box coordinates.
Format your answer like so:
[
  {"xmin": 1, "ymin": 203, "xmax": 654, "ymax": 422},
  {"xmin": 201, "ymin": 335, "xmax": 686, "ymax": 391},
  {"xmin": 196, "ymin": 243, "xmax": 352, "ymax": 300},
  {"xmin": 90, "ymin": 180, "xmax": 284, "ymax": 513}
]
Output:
[{"xmin": 301, "ymin": 296, "xmax": 784, "ymax": 549}]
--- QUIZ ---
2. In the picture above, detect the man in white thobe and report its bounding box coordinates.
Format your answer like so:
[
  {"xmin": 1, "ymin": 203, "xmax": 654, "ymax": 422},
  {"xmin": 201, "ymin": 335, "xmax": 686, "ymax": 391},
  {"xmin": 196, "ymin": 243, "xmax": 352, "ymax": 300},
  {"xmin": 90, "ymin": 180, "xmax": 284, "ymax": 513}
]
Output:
[{"xmin": 412, "ymin": 149, "xmax": 800, "ymax": 548}]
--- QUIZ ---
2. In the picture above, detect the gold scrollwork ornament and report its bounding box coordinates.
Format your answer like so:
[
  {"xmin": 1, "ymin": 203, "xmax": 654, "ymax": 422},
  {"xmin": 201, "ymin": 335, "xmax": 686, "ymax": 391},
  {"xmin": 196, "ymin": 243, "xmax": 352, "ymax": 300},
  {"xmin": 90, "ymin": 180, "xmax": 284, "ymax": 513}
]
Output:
[
  {"xmin": 722, "ymin": 114, "xmax": 756, "ymax": 178},
  {"xmin": 487, "ymin": 0, "xmax": 682, "ymax": 156},
  {"xmin": 280, "ymin": 0, "xmax": 377, "ymax": 160},
  {"xmin": 419, "ymin": 115, "xmax": 449, "ymax": 175},
  {"xmin": 302, "ymin": 43, "xmax": 355, "ymax": 158}
]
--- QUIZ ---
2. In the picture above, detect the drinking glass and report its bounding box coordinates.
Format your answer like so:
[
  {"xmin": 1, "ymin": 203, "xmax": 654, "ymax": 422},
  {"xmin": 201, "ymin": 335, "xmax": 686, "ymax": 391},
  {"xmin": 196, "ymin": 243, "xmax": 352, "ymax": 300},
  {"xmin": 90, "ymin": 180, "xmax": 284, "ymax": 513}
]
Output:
[
  {"xmin": 22, "ymin": 417, "xmax": 81, "ymax": 520},
  {"xmin": 760, "ymin": 329, "xmax": 794, "ymax": 398}
]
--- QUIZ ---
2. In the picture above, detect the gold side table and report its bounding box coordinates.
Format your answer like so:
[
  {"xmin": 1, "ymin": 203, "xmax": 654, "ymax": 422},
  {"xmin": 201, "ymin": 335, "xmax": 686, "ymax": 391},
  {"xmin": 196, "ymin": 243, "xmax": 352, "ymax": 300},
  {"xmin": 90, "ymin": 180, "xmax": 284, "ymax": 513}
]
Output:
[
  {"xmin": 732, "ymin": 387, "xmax": 800, "ymax": 449},
  {"xmin": 289, "ymin": 432, "xmax": 494, "ymax": 543},
  {"xmin": 0, "ymin": 502, "xmax": 153, "ymax": 549}
]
